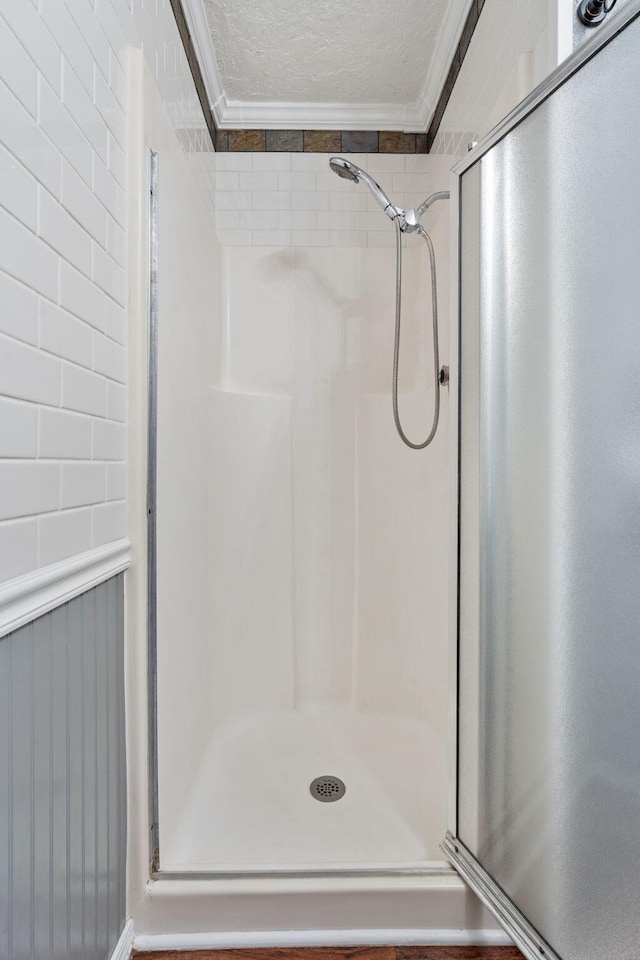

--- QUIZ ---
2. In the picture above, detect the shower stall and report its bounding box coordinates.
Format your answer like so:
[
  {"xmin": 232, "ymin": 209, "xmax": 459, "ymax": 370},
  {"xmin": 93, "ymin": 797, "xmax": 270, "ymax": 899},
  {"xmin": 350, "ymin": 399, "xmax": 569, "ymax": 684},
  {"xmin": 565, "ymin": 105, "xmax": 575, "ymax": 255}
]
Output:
[{"xmin": 151, "ymin": 153, "xmax": 454, "ymax": 878}]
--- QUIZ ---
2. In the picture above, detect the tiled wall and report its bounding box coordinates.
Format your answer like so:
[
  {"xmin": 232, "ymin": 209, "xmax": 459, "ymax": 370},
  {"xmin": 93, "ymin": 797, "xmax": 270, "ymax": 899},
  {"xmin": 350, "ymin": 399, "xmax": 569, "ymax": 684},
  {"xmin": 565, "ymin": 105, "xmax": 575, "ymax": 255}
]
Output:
[
  {"xmin": 0, "ymin": 0, "xmax": 211, "ymax": 583},
  {"xmin": 210, "ymin": 151, "xmax": 453, "ymax": 248}
]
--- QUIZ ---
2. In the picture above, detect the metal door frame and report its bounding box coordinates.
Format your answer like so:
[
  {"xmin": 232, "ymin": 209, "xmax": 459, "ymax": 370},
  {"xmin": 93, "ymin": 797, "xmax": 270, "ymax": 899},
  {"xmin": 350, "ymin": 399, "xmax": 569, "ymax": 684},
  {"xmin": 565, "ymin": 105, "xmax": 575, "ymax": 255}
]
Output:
[{"xmin": 443, "ymin": 2, "xmax": 640, "ymax": 956}]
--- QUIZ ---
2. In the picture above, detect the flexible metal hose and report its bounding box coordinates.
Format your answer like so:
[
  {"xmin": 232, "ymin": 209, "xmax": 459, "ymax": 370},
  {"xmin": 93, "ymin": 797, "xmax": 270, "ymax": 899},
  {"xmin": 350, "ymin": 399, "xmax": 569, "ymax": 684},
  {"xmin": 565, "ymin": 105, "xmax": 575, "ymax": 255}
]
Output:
[{"xmin": 392, "ymin": 216, "xmax": 441, "ymax": 449}]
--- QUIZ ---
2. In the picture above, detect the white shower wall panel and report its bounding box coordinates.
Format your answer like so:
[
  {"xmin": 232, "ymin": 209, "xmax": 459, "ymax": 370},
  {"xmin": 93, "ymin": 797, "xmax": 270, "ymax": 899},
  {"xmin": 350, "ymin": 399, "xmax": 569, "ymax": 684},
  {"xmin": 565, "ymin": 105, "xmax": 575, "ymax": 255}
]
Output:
[{"xmin": 208, "ymin": 387, "xmax": 295, "ymax": 717}]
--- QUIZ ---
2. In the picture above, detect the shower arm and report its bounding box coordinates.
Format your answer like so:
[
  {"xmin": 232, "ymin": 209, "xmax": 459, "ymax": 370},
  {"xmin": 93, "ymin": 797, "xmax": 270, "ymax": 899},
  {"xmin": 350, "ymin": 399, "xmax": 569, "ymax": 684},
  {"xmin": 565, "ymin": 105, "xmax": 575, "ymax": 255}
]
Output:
[{"xmin": 400, "ymin": 191, "xmax": 451, "ymax": 233}]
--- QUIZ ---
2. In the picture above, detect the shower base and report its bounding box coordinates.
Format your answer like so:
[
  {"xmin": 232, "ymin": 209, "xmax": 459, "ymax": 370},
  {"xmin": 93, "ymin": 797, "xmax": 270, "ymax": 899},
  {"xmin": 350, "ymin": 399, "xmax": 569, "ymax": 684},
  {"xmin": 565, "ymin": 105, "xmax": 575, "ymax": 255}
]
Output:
[{"xmin": 160, "ymin": 706, "xmax": 447, "ymax": 873}]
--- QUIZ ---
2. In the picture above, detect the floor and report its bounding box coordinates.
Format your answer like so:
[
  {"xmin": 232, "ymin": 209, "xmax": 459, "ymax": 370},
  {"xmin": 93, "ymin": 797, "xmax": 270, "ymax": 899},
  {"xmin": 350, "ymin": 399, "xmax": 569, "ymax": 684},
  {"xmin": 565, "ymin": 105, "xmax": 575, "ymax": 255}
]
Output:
[
  {"xmin": 134, "ymin": 947, "xmax": 524, "ymax": 960},
  {"xmin": 161, "ymin": 707, "xmax": 447, "ymax": 869}
]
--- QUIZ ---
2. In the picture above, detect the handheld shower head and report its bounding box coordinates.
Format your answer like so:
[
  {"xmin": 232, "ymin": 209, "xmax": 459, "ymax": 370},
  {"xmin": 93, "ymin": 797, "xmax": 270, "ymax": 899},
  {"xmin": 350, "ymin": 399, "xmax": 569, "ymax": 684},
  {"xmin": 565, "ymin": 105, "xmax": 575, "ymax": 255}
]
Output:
[{"xmin": 329, "ymin": 157, "xmax": 397, "ymax": 218}]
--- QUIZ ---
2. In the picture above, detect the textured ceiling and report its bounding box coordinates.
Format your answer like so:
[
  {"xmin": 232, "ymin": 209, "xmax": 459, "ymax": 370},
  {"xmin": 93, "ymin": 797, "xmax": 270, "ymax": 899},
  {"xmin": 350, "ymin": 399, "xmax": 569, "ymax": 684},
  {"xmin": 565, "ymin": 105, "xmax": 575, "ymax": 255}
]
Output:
[{"xmin": 203, "ymin": 0, "xmax": 450, "ymax": 105}]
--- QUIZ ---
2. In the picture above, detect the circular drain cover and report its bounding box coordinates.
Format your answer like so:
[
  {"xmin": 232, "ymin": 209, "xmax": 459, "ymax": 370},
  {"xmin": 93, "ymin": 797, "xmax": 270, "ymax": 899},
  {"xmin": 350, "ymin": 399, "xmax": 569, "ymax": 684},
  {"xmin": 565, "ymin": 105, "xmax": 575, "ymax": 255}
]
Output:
[{"xmin": 310, "ymin": 775, "xmax": 346, "ymax": 802}]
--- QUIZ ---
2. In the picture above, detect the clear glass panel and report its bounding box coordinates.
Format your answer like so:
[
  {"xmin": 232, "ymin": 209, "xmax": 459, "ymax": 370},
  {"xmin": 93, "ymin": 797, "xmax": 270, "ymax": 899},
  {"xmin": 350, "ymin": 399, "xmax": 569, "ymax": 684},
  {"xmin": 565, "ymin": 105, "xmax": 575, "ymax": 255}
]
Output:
[{"xmin": 459, "ymin": 13, "xmax": 640, "ymax": 960}]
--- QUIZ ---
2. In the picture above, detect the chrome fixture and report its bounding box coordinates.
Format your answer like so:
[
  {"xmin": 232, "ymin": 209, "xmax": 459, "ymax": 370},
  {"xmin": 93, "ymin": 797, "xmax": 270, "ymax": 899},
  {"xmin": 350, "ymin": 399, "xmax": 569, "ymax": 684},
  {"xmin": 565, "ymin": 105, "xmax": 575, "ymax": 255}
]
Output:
[
  {"xmin": 577, "ymin": 0, "xmax": 618, "ymax": 25},
  {"xmin": 329, "ymin": 157, "xmax": 450, "ymax": 450},
  {"xmin": 328, "ymin": 157, "xmax": 398, "ymax": 219}
]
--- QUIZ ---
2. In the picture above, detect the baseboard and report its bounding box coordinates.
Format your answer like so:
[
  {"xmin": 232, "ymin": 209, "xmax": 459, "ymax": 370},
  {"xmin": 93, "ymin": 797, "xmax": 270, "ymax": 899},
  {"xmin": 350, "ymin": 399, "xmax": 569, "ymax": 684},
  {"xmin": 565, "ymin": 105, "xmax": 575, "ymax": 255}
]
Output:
[
  {"xmin": 110, "ymin": 919, "xmax": 135, "ymax": 960},
  {"xmin": 133, "ymin": 928, "xmax": 513, "ymax": 951}
]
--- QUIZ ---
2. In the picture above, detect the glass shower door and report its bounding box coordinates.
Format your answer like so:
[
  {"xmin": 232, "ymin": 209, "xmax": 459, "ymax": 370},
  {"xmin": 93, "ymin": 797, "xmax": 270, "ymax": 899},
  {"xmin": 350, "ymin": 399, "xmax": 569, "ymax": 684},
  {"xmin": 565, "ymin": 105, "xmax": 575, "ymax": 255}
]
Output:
[{"xmin": 447, "ymin": 4, "xmax": 640, "ymax": 959}]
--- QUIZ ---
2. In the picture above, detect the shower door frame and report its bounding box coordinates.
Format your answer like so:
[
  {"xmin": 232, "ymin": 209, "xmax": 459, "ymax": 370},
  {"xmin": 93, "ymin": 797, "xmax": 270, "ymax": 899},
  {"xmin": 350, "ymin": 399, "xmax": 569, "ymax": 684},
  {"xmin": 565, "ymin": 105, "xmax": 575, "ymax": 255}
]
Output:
[
  {"xmin": 144, "ymin": 164, "xmax": 455, "ymax": 885},
  {"xmin": 443, "ymin": 2, "xmax": 640, "ymax": 957}
]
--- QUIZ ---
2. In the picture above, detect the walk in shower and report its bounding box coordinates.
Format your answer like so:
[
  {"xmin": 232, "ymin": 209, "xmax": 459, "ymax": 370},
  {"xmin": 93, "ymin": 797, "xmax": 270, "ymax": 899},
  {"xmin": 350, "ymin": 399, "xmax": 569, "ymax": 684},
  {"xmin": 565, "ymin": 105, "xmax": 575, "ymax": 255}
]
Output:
[{"xmin": 150, "ymin": 152, "xmax": 454, "ymax": 876}]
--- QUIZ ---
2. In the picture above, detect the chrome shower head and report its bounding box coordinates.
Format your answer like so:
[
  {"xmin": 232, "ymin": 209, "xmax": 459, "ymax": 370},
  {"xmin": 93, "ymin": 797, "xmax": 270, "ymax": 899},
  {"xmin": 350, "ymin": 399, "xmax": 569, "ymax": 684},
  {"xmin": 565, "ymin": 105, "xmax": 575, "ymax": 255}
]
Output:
[
  {"xmin": 329, "ymin": 157, "xmax": 397, "ymax": 218},
  {"xmin": 329, "ymin": 157, "xmax": 360, "ymax": 183}
]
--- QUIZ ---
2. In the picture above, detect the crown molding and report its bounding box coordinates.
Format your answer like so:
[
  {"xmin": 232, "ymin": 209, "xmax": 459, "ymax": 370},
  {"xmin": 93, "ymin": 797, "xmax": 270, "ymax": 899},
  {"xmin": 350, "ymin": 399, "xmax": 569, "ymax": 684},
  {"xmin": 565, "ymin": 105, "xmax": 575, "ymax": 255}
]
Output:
[
  {"xmin": 416, "ymin": 0, "xmax": 476, "ymax": 129},
  {"xmin": 179, "ymin": 0, "xmax": 475, "ymax": 133}
]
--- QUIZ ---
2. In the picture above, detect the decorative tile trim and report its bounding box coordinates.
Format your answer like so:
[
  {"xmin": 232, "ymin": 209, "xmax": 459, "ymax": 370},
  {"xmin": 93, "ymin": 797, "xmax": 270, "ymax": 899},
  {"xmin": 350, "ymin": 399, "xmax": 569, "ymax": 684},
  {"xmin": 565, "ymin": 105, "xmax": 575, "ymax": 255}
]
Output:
[
  {"xmin": 216, "ymin": 131, "xmax": 431, "ymax": 154},
  {"xmin": 169, "ymin": 0, "xmax": 484, "ymax": 153}
]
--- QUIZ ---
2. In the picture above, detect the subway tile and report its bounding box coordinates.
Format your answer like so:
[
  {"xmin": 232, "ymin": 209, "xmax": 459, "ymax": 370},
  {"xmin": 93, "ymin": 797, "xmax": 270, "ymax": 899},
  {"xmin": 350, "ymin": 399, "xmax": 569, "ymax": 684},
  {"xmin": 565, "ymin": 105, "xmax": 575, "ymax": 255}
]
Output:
[
  {"xmin": 39, "ymin": 75, "xmax": 93, "ymax": 187},
  {"xmin": 106, "ymin": 216, "xmax": 125, "ymax": 268},
  {"xmin": 38, "ymin": 506, "xmax": 92, "ymax": 565},
  {"xmin": 355, "ymin": 210, "xmax": 390, "ymax": 231},
  {"xmin": 64, "ymin": 0, "xmax": 111, "ymax": 81},
  {"xmin": 0, "ymin": 332, "xmax": 61, "ymax": 405},
  {"xmin": 252, "ymin": 191, "xmax": 291, "ymax": 211},
  {"xmin": 92, "ymin": 499, "xmax": 126, "ymax": 546},
  {"xmin": 329, "ymin": 230, "xmax": 368, "ymax": 247},
  {"xmin": 0, "ymin": 461, "xmax": 60, "ymax": 520},
  {"xmin": 38, "ymin": 407, "xmax": 92, "ymax": 459},
  {"xmin": 0, "ymin": 0, "xmax": 62, "ymax": 97},
  {"xmin": 328, "ymin": 190, "xmax": 367, "ymax": 212},
  {"xmin": 104, "ymin": 298, "xmax": 125, "ymax": 345},
  {"xmin": 106, "ymin": 462, "xmax": 126, "ymax": 501},
  {"xmin": 39, "ymin": 186, "xmax": 92, "ymax": 277},
  {"xmin": 303, "ymin": 131, "xmax": 341, "ymax": 153},
  {"xmin": 39, "ymin": 299, "xmax": 93, "ymax": 368},
  {"xmin": 92, "ymin": 418, "xmax": 125, "ymax": 459},
  {"xmin": 62, "ymin": 361, "xmax": 107, "ymax": 417},
  {"xmin": 0, "ymin": 78, "xmax": 61, "ymax": 198},
  {"xmin": 0, "ymin": 271, "xmax": 38, "ymax": 345},
  {"xmin": 60, "ymin": 461, "xmax": 106, "ymax": 508},
  {"xmin": 107, "ymin": 130, "xmax": 126, "ymax": 187},
  {"xmin": 93, "ymin": 66, "xmax": 126, "ymax": 149},
  {"xmin": 0, "ymin": 204, "xmax": 58, "ymax": 300},
  {"xmin": 341, "ymin": 131, "xmax": 378, "ymax": 153},
  {"xmin": 92, "ymin": 241, "xmax": 125, "ymax": 303},
  {"xmin": 214, "ymin": 152, "xmax": 253, "ymax": 172},
  {"xmin": 40, "ymin": 0, "xmax": 94, "ymax": 97},
  {"xmin": 277, "ymin": 172, "xmax": 316, "ymax": 192},
  {"xmin": 239, "ymin": 171, "xmax": 279, "ymax": 191},
  {"xmin": 367, "ymin": 231, "xmax": 396, "ymax": 247},
  {"xmin": 0, "ymin": 15, "xmax": 38, "ymax": 117},
  {"xmin": 317, "ymin": 211, "xmax": 355, "ymax": 231},
  {"xmin": 265, "ymin": 130, "xmax": 303, "ymax": 152},
  {"xmin": 252, "ymin": 229, "xmax": 291, "ymax": 246},
  {"xmin": 392, "ymin": 172, "xmax": 433, "ymax": 193},
  {"xmin": 277, "ymin": 210, "xmax": 317, "ymax": 230},
  {"xmin": 0, "ymin": 397, "xmax": 38, "ymax": 457},
  {"xmin": 92, "ymin": 154, "xmax": 124, "ymax": 226},
  {"xmin": 291, "ymin": 191, "xmax": 328, "ymax": 211},
  {"xmin": 60, "ymin": 260, "xmax": 107, "ymax": 331},
  {"xmin": 0, "ymin": 518, "xmax": 38, "ymax": 580},
  {"xmin": 214, "ymin": 190, "xmax": 252, "ymax": 210},
  {"xmin": 252, "ymin": 153, "xmax": 291, "ymax": 171},
  {"xmin": 366, "ymin": 154, "xmax": 406, "ymax": 173},
  {"xmin": 291, "ymin": 153, "xmax": 331, "ymax": 172},
  {"xmin": 106, "ymin": 381, "xmax": 126, "ymax": 422},
  {"xmin": 61, "ymin": 59, "xmax": 108, "ymax": 164},
  {"xmin": 215, "ymin": 171, "xmax": 241, "ymax": 191},
  {"xmin": 61, "ymin": 160, "xmax": 108, "ymax": 248},
  {"xmin": 291, "ymin": 230, "xmax": 329, "ymax": 247},
  {"xmin": 404, "ymin": 155, "xmax": 433, "ymax": 173},
  {"xmin": 93, "ymin": 330, "xmax": 125, "ymax": 382},
  {"xmin": 238, "ymin": 209, "xmax": 279, "ymax": 230},
  {"xmin": 0, "ymin": 138, "xmax": 38, "ymax": 233}
]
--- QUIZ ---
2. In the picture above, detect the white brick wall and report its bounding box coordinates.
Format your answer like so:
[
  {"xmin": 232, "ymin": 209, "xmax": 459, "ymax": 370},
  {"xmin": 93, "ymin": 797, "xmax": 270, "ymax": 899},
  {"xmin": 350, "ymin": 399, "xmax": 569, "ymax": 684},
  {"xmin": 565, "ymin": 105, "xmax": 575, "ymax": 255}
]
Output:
[{"xmin": 0, "ymin": 0, "xmax": 212, "ymax": 583}]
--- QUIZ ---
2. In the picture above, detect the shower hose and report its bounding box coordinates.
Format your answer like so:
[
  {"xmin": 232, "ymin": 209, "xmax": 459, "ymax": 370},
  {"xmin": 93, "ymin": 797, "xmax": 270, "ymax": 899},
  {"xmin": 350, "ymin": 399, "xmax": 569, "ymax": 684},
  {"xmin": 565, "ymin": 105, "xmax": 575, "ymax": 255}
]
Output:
[{"xmin": 392, "ymin": 215, "xmax": 441, "ymax": 449}]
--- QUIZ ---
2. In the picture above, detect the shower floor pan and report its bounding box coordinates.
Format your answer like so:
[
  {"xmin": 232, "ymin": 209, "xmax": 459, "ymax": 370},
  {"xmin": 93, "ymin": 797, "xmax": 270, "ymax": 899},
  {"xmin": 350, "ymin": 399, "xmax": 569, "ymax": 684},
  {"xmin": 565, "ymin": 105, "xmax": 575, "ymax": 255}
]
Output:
[{"xmin": 159, "ymin": 706, "xmax": 447, "ymax": 874}]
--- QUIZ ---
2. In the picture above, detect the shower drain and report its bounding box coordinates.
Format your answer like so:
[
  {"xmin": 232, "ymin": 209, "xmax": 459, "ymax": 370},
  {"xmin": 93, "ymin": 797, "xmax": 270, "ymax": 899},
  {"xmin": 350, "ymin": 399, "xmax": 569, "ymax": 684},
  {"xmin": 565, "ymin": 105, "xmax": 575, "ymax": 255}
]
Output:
[{"xmin": 310, "ymin": 775, "xmax": 346, "ymax": 802}]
